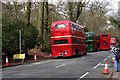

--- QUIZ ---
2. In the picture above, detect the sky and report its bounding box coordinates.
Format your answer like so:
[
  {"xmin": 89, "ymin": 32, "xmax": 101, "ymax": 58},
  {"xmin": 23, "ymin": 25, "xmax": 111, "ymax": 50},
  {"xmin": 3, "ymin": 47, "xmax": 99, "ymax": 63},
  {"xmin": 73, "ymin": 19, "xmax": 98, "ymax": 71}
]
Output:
[
  {"xmin": 107, "ymin": 0, "xmax": 120, "ymax": 15},
  {"xmin": 49, "ymin": 0, "xmax": 120, "ymax": 16}
]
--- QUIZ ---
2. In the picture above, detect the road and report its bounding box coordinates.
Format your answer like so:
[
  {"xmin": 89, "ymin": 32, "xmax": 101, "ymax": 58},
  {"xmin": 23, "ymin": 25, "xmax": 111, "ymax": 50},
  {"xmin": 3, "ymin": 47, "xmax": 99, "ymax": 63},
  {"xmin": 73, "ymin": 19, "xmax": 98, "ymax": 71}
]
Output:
[{"xmin": 2, "ymin": 51, "xmax": 114, "ymax": 80}]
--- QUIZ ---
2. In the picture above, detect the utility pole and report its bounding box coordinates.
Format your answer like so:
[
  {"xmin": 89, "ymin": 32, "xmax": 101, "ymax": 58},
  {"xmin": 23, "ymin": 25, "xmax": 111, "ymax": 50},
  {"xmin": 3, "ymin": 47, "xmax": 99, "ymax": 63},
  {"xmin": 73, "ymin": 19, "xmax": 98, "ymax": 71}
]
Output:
[{"xmin": 19, "ymin": 30, "xmax": 21, "ymax": 54}]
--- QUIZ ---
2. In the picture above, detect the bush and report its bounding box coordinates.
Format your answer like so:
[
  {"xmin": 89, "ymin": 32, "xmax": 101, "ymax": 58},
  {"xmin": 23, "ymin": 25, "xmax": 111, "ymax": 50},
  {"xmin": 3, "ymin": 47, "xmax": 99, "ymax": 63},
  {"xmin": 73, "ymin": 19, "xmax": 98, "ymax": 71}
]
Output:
[{"xmin": 2, "ymin": 16, "xmax": 39, "ymax": 56}]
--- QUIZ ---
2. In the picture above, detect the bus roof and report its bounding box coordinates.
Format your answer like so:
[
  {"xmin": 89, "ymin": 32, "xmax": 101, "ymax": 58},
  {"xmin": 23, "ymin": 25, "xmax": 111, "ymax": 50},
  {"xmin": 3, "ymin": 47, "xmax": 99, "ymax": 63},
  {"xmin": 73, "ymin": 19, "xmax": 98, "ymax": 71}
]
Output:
[
  {"xmin": 51, "ymin": 20, "xmax": 84, "ymax": 28},
  {"xmin": 85, "ymin": 32, "xmax": 94, "ymax": 34},
  {"xmin": 52, "ymin": 20, "xmax": 70, "ymax": 24}
]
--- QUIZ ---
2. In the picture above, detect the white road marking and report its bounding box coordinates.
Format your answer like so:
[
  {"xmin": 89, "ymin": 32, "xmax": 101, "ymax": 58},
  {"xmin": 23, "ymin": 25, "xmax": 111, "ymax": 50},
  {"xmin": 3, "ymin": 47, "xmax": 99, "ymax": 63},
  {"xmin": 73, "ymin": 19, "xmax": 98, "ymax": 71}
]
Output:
[
  {"xmin": 94, "ymin": 63, "xmax": 101, "ymax": 69},
  {"xmin": 87, "ymin": 53, "xmax": 95, "ymax": 54},
  {"xmin": 81, "ymin": 57, "xmax": 85, "ymax": 60},
  {"xmin": 55, "ymin": 63, "xmax": 66, "ymax": 68},
  {"xmin": 54, "ymin": 59, "xmax": 65, "ymax": 61},
  {"xmin": 28, "ymin": 62, "xmax": 45, "ymax": 66},
  {"xmin": 77, "ymin": 72, "xmax": 89, "ymax": 80},
  {"xmin": 108, "ymin": 55, "xmax": 111, "ymax": 58},
  {"xmin": 103, "ymin": 58, "xmax": 107, "ymax": 61},
  {"xmin": 27, "ymin": 60, "xmax": 52, "ymax": 66}
]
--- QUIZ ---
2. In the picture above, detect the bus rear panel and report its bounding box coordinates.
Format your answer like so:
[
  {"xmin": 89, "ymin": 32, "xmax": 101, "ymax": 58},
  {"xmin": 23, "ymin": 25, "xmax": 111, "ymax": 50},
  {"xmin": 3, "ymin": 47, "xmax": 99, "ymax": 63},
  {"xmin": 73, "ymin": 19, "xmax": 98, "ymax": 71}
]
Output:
[{"xmin": 99, "ymin": 34, "xmax": 110, "ymax": 50}]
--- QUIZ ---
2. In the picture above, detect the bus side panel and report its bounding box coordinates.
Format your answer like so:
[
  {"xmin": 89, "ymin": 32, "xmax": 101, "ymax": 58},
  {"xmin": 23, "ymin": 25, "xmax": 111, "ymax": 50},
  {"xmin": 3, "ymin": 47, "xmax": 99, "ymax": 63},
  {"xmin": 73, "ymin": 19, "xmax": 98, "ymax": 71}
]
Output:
[
  {"xmin": 94, "ymin": 36, "xmax": 97, "ymax": 51},
  {"xmin": 96, "ymin": 35, "xmax": 100, "ymax": 50},
  {"xmin": 72, "ymin": 44, "xmax": 86, "ymax": 55},
  {"xmin": 81, "ymin": 44, "xmax": 86, "ymax": 54},
  {"xmin": 72, "ymin": 45, "xmax": 81, "ymax": 56}
]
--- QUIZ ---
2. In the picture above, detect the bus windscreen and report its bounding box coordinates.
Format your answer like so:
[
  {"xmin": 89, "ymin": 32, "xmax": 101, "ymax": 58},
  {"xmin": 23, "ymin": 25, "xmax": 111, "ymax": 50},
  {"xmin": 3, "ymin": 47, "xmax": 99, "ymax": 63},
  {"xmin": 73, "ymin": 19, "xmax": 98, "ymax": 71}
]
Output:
[{"xmin": 55, "ymin": 24, "xmax": 66, "ymax": 29}]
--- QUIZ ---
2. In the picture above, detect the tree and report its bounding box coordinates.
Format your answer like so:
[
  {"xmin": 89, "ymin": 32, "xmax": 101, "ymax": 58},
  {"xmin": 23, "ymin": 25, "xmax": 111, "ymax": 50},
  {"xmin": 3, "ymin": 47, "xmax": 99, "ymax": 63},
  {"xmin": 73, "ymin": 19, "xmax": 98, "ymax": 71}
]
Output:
[
  {"xmin": 109, "ymin": 16, "xmax": 120, "ymax": 43},
  {"xmin": 2, "ymin": 1, "xmax": 39, "ymax": 56},
  {"xmin": 109, "ymin": 16, "xmax": 120, "ymax": 29},
  {"xmin": 44, "ymin": 1, "xmax": 49, "ymax": 34},
  {"xmin": 66, "ymin": 0, "xmax": 87, "ymax": 23},
  {"xmin": 2, "ymin": 15, "xmax": 38, "ymax": 55},
  {"xmin": 37, "ymin": 2, "xmax": 44, "ymax": 48},
  {"xmin": 78, "ymin": 1, "xmax": 109, "ymax": 35}
]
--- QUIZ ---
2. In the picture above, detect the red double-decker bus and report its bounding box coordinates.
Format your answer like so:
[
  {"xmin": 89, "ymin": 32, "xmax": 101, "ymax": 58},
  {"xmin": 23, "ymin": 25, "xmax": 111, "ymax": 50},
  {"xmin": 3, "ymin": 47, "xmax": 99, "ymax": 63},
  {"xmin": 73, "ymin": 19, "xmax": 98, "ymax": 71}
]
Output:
[
  {"xmin": 99, "ymin": 34, "xmax": 110, "ymax": 50},
  {"xmin": 94, "ymin": 35, "xmax": 98, "ymax": 51},
  {"xmin": 50, "ymin": 20, "xmax": 86, "ymax": 58}
]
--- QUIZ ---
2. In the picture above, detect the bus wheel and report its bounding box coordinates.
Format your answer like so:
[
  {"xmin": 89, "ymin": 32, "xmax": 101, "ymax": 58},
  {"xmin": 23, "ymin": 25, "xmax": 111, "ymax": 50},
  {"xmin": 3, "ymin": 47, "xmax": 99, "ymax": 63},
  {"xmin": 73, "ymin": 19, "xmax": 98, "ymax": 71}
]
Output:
[
  {"xmin": 76, "ymin": 48, "xmax": 78, "ymax": 56},
  {"xmin": 84, "ymin": 52, "xmax": 87, "ymax": 55}
]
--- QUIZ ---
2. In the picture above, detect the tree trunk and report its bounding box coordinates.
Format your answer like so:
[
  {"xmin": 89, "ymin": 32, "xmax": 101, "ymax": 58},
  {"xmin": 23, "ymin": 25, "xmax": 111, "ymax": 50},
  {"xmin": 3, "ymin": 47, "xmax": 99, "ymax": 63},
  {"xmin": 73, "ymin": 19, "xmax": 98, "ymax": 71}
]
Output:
[
  {"xmin": 26, "ymin": 0, "xmax": 31, "ymax": 25},
  {"xmin": 38, "ymin": 2, "xmax": 44, "ymax": 47},
  {"xmin": 67, "ymin": 2, "xmax": 74, "ymax": 22},
  {"xmin": 67, "ymin": 0, "xmax": 84, "ymax": 23},
  {"xmin": 44, "ymin": 1, "xmax": 49, "ymax": 34}
]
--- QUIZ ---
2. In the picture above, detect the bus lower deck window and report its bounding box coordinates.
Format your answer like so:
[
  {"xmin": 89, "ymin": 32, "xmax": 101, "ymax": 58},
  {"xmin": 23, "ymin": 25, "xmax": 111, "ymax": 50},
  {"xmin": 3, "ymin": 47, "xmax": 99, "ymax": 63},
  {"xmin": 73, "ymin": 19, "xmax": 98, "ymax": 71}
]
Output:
[
  {"xmin": 54, "ymin": 39, "xmax": 68, "ymax": 44},
  {"xmin": 86, "ymin": 41, "xmax": 93, "ymax": 45}
]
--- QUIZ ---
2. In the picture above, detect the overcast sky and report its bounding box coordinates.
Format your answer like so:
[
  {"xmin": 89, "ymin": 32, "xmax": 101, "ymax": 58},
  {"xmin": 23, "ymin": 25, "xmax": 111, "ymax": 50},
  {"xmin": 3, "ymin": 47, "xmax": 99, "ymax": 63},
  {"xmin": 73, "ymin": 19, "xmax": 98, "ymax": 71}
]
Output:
[
  {"xmin": 1, "ymin": 0, "xmax": 120, "ymax": 15},
  {"xmin": 107, "ymin": 0, "xmax": 120, "ymax": 15}
]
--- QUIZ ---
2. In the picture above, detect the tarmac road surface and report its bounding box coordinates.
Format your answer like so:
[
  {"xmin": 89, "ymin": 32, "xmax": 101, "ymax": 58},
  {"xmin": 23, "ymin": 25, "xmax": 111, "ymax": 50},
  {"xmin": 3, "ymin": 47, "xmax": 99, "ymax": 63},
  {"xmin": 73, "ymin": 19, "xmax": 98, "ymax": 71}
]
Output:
[{"xmin": 2, "ymin": 51, "xmax": 114, "ymax": 80}]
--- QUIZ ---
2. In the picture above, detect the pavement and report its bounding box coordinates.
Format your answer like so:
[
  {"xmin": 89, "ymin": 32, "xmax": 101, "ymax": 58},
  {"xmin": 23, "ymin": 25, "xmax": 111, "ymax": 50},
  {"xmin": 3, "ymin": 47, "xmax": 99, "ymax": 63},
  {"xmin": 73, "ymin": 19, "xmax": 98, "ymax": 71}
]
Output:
[
  {"xmin": 112, "ymin": 71, "xmax": 120, "ymax": 80},
  {"xmin": 107, "ymin": 60, "xmax": 120, "ymax": 80}
]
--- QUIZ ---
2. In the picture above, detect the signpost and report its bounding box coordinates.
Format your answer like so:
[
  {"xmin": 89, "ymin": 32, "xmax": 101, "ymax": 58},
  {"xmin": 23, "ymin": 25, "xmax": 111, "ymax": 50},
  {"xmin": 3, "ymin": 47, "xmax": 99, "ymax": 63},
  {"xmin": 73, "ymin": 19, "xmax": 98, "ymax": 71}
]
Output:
[
  {"xmin": 14, "ymin": 30, "xmax": 25, "ymax": 63},
  {"xmin": 19, "ymin": 30, "xmax": 21, "ymax": 54}
]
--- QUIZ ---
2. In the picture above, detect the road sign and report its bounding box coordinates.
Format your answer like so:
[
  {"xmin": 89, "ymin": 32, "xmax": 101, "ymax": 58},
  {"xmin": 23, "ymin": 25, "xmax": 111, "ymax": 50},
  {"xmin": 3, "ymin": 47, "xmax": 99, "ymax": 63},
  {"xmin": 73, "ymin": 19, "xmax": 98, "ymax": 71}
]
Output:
[{"xmin": 13, "ymin": 54, "xmax": 25, "ymax": 59}]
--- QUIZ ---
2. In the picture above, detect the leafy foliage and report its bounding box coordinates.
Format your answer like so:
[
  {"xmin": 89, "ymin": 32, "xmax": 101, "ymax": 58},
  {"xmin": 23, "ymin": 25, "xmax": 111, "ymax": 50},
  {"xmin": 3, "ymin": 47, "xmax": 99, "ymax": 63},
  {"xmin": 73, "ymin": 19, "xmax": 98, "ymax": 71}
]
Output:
[
  {"xmin": 109, "ymin": 17, "xmax": 120, "ymax": 29},
  {"xmin": 109, "ymin": 16, "xmax": 120, "ymax": 43},
  {"xmin": 2, "ymin": 16, "xmax": 38, "ymax": 55},
  {"xmin": 22, "ymin": 24, "xmax": 38, "ymax": 49}
]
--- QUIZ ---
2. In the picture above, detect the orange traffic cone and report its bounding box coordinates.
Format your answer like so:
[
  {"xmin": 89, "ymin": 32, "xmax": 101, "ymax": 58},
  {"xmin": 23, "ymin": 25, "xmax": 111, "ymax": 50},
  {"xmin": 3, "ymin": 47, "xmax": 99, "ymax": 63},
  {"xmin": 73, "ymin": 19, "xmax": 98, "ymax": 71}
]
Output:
[
  {"xmin": 111, "ymin": 55, "xmax": 115, "ymax": 63},
  {"xmin": 6, "ymin": 56, "xmax": 9, "ymax": 66},
  {"xmin": 34, "ymin": 53, "xmax": 37, "ymax": 62},
  {"xmin": 50, "ymin": 54, "xmax": 52, "ymax": 59},
  {"xmin": 103, "ymin": 59, "xmax": 109, "ymax": 74}
]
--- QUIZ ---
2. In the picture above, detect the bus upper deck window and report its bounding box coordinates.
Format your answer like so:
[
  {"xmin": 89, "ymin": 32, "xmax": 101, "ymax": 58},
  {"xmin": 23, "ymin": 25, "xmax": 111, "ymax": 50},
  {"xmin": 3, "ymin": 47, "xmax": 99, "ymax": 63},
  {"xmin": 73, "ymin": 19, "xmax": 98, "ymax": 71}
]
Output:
[{"xmin": 55, "ymin": 24, "xmax": 66, "ymax": 29}]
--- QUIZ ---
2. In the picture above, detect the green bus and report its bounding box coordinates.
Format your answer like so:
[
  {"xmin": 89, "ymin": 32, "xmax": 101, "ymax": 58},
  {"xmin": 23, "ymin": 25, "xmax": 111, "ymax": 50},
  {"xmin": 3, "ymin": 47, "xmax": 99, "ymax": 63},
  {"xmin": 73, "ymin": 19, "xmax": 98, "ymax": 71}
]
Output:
[{"xmin": 85, "ymin": 32, "xmax": 97, "ymax": 52}]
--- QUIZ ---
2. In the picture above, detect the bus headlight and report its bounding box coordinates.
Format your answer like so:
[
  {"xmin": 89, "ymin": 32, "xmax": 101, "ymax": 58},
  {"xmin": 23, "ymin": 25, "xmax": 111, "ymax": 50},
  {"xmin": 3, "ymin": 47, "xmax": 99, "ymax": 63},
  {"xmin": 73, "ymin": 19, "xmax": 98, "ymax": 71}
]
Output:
[
  {"xmin": 59, "ymin": 53, "xmax": 63, "ymax": 56},
  {"xmin": 64, "ymin": 51, "xmax": 68, "ymax": 54}
]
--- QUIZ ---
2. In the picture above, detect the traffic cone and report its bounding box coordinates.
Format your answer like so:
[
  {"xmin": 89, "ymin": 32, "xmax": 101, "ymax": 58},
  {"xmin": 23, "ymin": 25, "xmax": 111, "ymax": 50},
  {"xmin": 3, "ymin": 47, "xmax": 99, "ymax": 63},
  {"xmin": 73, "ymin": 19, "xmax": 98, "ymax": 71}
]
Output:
[
  {"xmin": 6, "ymin": 56, "xmax": 9, "ymax": 66},
  {"xmin": 50, "ymin": 54, "xmax": 52, "ymax": 59},
  {"xmin": 34, "ymin": 53, "xmax": 37, "ymax": 62},
  {"xmin": 103, "ymin": 59, "xmax": 109, "ymax": 74},
  {"xmin": 111, "ymin": 55, "xmax": 115, "ymax": 63}
]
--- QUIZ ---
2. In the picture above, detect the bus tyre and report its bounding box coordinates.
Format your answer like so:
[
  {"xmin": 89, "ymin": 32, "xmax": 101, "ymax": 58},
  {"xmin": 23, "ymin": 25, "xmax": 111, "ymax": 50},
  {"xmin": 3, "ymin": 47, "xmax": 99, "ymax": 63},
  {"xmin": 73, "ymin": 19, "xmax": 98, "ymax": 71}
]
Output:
[
  {"xmin": 84, "ymin": 52, "xmax": 87, "ymax": 55},
  {"xmin": 76, "ymin": 48, "xmax": 78, "ymax": 56}
]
